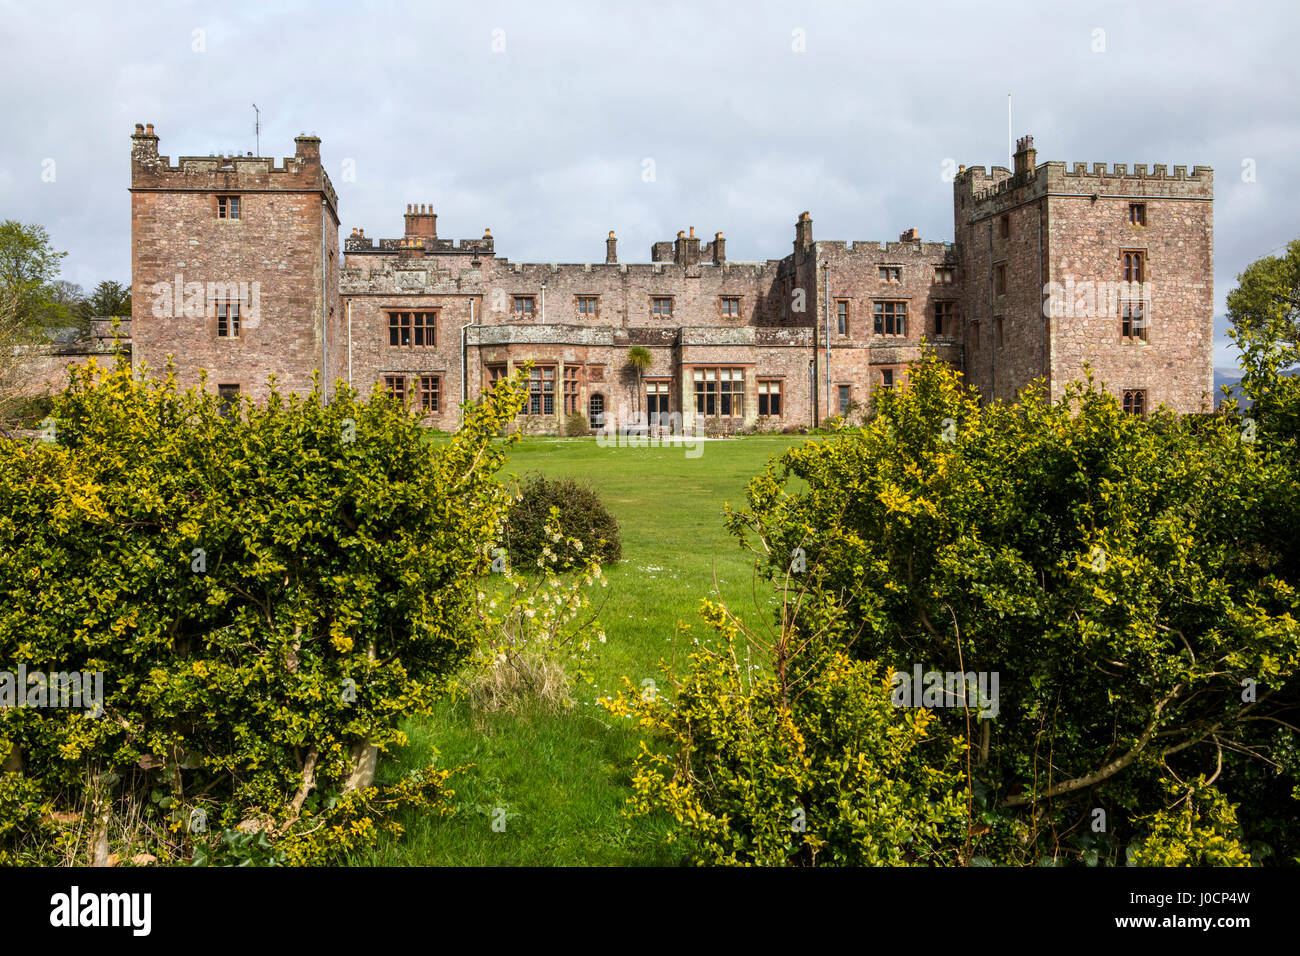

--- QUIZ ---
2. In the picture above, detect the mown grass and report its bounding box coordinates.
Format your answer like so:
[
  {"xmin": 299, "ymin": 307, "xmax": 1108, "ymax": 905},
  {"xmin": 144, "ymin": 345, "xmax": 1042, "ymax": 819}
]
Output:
[{"xmin": 348, "ymin": 434, "xmax": 815, "ymax": 866}]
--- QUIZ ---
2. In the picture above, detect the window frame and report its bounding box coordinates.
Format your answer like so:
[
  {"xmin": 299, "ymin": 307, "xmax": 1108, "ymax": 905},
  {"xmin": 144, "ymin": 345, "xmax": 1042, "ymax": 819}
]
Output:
[
  {"xmin": 836, "ymin": 384, "xmax": 852, "ymax": 415},
  {"xmin": 651, "ymin": 296, "xmax": 675, "ymax": 317},
  {"xmin": 526, "ymin": 364, "xmax": 556, "ymax": 416},
  {"xmin": 512, "ymin": 295, "xmax": 536, "ymax": 318},
  {"xmin": 1122, "ymin": 388, "xmax": 1147, "ymax": 416},
  {"xmin": 994, "ymin": 262, "xmax": 1007, "ymax": 296},
  {"xmin": 216, "ymin": 300, "xmax": 240, "ymax": 338},
  {"xmin": 387, "ymin": 310, "xmax": 438, "ymax": 348},
  {"xmin": 563, "ymin": 365, "xmax": 581, "ymax": 415},
  {"xmin": 1121, "ymin": 249, "xmax": 1146, "ymax": 284},
  {"xmin": 836, "ymin": 298, "xmax": 850, "ymax": 336},
  {"xmin": 216, "ymin": 383, "xmax": 240, "ymax": 420},
  {"xmin": 418, "ymin": 374, "xmax": 441, "ymax": 413},
  {"xmin": 1120, "ymin": 298, "xmax": 1150, "ymax": 342},
  {"xmin": 719, "ymin": 295, "xmax": 742, "ymax": 318},
  {"xmin": 692, "ymin": 366, "xmax": 745, "ymax": 418},
  {"xmin": 383, "ymin": 374, "xmax": 407, "ymax": 405},
  {"xmin": 873, "ymin": 300, "xmax": 907, "ymax": 337},
  {"xmin": 217, "ymin": 195, "xmax": 241, "ymax": 220},
  {"xmin": 934, "ymin": 300, "xmax": 957, "ymax": 337},
  {"xmin": 757, "ymin": 378, "xmax": 783, "ymax": 417},
  {"xmin": 576, "ymin": 295, "xmax": 599, "ymax": 317},
  {"xmin": 878, "ymin": 265, "xmax": 902, "ymax": 283},
  {"xmin": 1128, "ymin": 203, "xmax": 1147, "ymax": 227},
  {"xmin": 645, "ymin": 378, "xmax": 671, "ymax": 423}
]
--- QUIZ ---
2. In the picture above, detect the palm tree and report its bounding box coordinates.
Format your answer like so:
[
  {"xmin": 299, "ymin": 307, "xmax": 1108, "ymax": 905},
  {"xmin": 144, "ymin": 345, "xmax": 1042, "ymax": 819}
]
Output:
[{"xmin": 626, "ymin": 346, "xmax": 652, "ymax": 416}]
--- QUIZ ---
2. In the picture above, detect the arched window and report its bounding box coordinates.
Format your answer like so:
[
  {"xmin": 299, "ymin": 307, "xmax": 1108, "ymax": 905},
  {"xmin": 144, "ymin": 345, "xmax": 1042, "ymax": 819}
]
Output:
[{"xmin": 588, "ymin": 393, "xmax": 605, "ymax": 428}]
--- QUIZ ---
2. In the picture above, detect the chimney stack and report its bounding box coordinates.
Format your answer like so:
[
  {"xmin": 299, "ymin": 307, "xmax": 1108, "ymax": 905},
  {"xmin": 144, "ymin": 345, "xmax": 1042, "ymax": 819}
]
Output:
[
  {"xmin": 683, "ymin": 226, "xmax": 700, "ymax": 266},
  {"xmin": 131, "ymin": 122, "xmax": 160, "ymax": 164},
  {"xmin": 404, "ymin": 202, "xmax": 437, "ymax": 240},
  {"xmin": 606, "ymin": 230, "xmax": 617, "ymax": 264},
  {"xmin": 795, "ymin": 211, "xmax": 813, "ymax": 251},
  {"xmin": 1013, "ymin": 134, "xmax": 1037, "ymax": 177},
  {"xmin": 293, "ymin": 134, "xmax": 321, "ymax": 162},
  {"xmin": 899, "ymin": 227, "xmax": 921, "ymax": 242},
  {"xmin": 712, "ymin": 231, "xmax": 726, "ymax": 265}
]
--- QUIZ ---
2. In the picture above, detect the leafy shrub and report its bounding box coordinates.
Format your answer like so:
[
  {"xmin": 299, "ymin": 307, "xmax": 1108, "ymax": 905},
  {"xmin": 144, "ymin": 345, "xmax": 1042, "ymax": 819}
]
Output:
[
  {"xmin": 0, "ymin": 355, "xmax": 527, "ymax": 864},
  {"xmin": 725, "ymin": 352, "xmax": 1300, "ymax": 864},
  {"xmin": 1134, "ymin": 779, "xmax": 1252, "ymax": 867},
  {"xmin": 563, "ymin": 412, "xmax": 588, "ymax": 436},
  {"xmin": 504, "ymin": 473, "xmax": 621, "ymax": 569},
  {"xmin": 603, "ymin": 599, "xmax": 969, "ymax": 865},
  {"xmin": 466, "ymin": 515, "xmax": 609, "ymax": 714}
]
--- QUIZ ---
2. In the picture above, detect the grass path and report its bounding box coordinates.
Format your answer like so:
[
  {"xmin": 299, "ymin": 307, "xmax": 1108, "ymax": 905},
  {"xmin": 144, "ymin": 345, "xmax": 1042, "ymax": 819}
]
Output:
[{"xmin": 349, "ymin": 435, "xmax": 812, "ymax": 866}]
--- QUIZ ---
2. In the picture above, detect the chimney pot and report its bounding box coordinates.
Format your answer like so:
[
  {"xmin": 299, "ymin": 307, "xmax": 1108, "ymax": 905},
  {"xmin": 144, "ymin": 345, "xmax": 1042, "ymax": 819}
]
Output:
[
  {"xmin": 134, "ymin": 123, "xmax": 144, "ymax": 134},
  {"xmin": 145, "ymin": 123, "xmax": 154, "ymax": 135},
  {"xmin": 689, "ymin": 226, "xmax": 695, "ymax": 238}
]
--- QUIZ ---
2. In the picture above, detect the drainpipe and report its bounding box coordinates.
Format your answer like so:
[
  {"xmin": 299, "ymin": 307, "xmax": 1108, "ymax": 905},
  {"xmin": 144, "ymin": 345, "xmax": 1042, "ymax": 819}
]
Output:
[
  {"xmin": 541, "ymin": 282, "xmax": 546, "ymax": 323},
  {"xmin": 460, "ymin": 297, "xmax": 475, "ymax": 426},
  {"xmin": 321, "ymin": 201, "xmax": 329, "ymax": 403},
  {"xmin": 988, "ymin": 222, "xmax": 995, "ymax": 401},
  {"xmin": 346, "ymin": 298, "xmax": 352, "ymax": 387},
  {"xmin": 1038, "ymin": 198, "xmax": 1046, "ymax": 393},
  {"xmin": 809, "ymin": 358, "xmax": 817, "ymax": 428},
  {"xmin": 823, "ymin": 260, "xmax": 831, "ymax": 418}
]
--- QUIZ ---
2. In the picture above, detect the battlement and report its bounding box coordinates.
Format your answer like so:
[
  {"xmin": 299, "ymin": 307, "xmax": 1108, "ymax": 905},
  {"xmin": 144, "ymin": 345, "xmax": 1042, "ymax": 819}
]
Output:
[
  {"xmin": 816, "ymin": 239, "xmax": 956, "ymax": 258},
  {"xmin": 1059, "ymin": 161, "xmax": 1213, "ymax": 182},
  {"xmin": 129, "ymin": 125, "xmax": 337, "ymax": 212},
  {"xmin": 489, "ymin": 258, "xmax": 781, "ymax": 280}
]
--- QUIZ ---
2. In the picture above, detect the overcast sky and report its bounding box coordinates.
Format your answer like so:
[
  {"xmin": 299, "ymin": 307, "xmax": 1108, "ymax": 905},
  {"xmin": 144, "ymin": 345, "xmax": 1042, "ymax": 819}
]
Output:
[{"xmin": 2, "ymin": 0, "xmax": 1296, "ymax": 370}]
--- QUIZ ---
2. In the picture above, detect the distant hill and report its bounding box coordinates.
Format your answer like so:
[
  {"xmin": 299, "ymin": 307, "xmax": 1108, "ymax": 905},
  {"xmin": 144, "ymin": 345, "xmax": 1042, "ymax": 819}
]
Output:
[
  {"xmin": 1215, "ymin": 368, "xmax": 1245, "ymax": 408},
  {"xmin": 1215, "ymin": 366, "xmax": 1300, "ymax": 409}
]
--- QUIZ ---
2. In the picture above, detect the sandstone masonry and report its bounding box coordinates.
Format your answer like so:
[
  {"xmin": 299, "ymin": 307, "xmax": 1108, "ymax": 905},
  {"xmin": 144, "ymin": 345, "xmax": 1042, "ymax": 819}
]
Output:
[{"xmin": 127, "ymin": 128, "xmax": 1215, "ymax": 430}]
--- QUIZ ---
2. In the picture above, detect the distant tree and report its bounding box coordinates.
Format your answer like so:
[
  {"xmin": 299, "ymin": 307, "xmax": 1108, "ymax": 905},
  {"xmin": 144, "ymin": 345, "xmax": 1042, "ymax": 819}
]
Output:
[
  {"xmin": 0, "ymin": 221, "xmax": 66, "ymax": 325},
  {"xmin": 1227, "ymin": 239, "xmax": 1300, "ymax": 357},
  {"xmin": 76, "ymin": 280, "xmax": 131, "ymax": 321},
  {"xmin": 38, "ymin": 279, "xmax": 85, "ymax": 330},
  {"xmin": 626, "ymin": 345, "xmax": 652, "ymax": 414},
  {"xmin": 1228, "ymin": 239, "xmax": 1300, "ymax": 441}
]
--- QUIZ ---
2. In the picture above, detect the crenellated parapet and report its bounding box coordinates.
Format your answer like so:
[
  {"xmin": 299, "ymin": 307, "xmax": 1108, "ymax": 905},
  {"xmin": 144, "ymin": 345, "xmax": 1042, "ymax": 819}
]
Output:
[{"xmin": 129, "ymin": 125, "xmax": 337, "ymax": 216}]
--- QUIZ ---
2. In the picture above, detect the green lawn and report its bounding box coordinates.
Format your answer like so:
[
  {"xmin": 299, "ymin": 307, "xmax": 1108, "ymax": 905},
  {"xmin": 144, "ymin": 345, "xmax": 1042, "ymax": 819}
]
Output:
[{"xmin": 348, "ymin": 434, "xmax": 814, "ymax": 866}]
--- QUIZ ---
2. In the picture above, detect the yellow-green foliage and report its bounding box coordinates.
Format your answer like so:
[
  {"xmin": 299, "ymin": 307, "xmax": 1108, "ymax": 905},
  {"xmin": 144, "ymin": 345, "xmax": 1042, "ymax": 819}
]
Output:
[
  {"xmin": 0, "ymin": 355, "xmax": 527, "ymax": 864},
  {"xmin": 603, "ymin": 600, "xmax": 969, "ymax": 866},
  {"xmin": 725, "ymin": 351, "xmax": 1300, "ymax": 863},
  {"xmin": 1134, "ymin": 780, "xmax": 1252, "ymax": 867}
]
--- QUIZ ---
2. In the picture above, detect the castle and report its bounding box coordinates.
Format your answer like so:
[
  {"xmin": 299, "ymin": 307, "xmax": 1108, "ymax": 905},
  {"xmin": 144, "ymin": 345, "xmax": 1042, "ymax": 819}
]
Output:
[{"xmin": 127, "ymin": 125, "xmax": 1215, "ymax": 431}]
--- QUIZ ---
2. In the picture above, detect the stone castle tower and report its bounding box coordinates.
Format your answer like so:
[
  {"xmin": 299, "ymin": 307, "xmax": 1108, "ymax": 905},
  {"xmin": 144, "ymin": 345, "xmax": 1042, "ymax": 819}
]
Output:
[
  {"xmin": 953, "ymin": 135, "xmax": 1214, "ymax": 410},
  {"xmin": 129, "ymin": 125, "xmax": 341, "ymax": 403}
]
